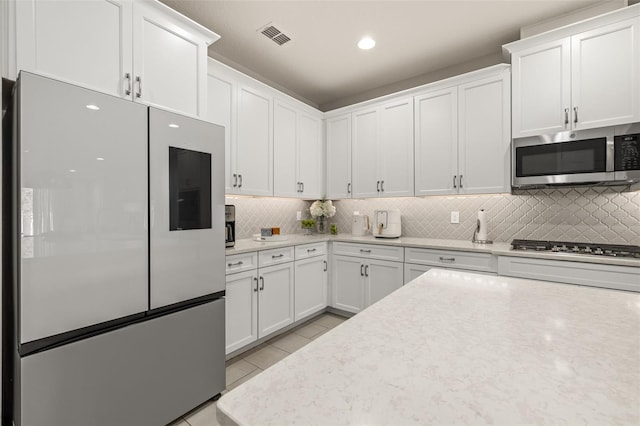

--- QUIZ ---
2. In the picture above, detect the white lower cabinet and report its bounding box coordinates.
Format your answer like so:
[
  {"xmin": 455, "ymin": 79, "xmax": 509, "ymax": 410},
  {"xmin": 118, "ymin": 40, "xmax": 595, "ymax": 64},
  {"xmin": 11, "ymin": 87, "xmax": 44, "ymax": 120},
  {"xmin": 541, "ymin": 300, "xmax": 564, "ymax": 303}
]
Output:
[
  {"xmin": 498, "ymin": 256, "xmax": 640, "ymax": 292},
  {"xmin": 225, "ymin": 269, "xmax": 258, "ymax": 354},
  {"xmin": 404, "ymin": 263, "xmax": 432, "ymax": 284},
  {"xmin": 225, "ymin": 252, "xmax": 294, "ymax": 355},
  {"xmin": 294, "ymin": 255, "xmax": 328, "ymax": 321},
  {"xmin": 331, "ymin": 254, "xmax": 403, "ymax": 314}
]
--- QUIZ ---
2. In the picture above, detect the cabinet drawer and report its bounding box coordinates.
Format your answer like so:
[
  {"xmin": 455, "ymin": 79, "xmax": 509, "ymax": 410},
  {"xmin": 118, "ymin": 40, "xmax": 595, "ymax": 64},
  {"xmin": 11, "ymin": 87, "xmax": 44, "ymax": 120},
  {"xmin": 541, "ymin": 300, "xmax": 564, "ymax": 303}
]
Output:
[
  {"xmin": 225, "ymin": 252, "xmax": 258, "ymax": 275},
  {"xmin": 498, "ymin": 256, "xmax": 640, "ymax": 292},
  {"xmin": 295, "ymin": 242, "xmax": 327, "ymax": 260},
  {"xmin": 332, "ymin": 242, "xmax": 404, "ymax": 262},
  {"xmin": 405, "ymin": 247, "xmax": 497, "ymax": 273},
  {"xmin": 258, "ymin": 246, "xmax": 295, "ymax": 268}
]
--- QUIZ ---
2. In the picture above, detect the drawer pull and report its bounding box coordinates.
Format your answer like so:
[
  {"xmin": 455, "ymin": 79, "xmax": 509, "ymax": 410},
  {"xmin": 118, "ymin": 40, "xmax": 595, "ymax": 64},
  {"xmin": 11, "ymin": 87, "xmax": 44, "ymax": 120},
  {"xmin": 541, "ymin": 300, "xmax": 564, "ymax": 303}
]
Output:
[
  {"xmin": 228, "ymin": 261, "xmax": 243, "ymax": 267},
  {"xmin": 360, "ymin": 249, "xmax": 372, "ymax": 253},
  {"xmin": 307, "ymin": 248, "xmax": 317, "ymax": 253},
  {"xmin": 272, "ymin": 254, "xmax": 285, "ymax": 259},
  {"xmin": 439, "ymin": 256, "xmax": 455, "ymax": 262}
]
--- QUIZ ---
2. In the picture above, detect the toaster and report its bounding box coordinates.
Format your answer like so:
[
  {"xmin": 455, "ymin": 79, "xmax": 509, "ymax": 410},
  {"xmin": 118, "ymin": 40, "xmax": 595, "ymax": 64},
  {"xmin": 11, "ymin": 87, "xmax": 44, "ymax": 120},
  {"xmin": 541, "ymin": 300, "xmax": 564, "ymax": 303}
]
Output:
[{"xmin": 372, "ymin": 209, "xmax": 401, "ymax": 238}]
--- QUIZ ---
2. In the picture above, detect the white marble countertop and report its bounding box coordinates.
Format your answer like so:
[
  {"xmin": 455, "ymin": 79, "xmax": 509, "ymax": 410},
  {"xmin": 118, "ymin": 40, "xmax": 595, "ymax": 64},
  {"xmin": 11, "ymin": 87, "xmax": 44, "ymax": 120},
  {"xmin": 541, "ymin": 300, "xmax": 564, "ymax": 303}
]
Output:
[
  {"xmin": 226, "ymin": 234, "xmax": 640, "ymax": 267},
  {"xmin": 217, "ymin": 269, "xmax": 640, "ymax": 425}
]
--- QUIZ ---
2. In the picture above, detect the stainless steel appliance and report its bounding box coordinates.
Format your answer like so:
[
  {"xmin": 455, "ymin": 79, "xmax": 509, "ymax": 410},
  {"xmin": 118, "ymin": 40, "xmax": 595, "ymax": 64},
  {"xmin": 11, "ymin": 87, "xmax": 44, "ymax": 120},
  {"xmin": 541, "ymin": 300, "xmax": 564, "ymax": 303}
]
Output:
[
  {"xmin": 3, "ymin": 72, "xmax": 226, "ymax": 425},
  {"xmin": 225, "ymin": 204, "xmax": 236, "ymax": 247},
  {"xmin": 510, "ymin": 239, "xmax": 640, "ymax": 258},
  {"xmin": 372, "ymin": 209, "xmax": 401, "ymax": 238},
  {"xmin": 512, "ymin": 123, "xmax": 640, "ymax": 188}
]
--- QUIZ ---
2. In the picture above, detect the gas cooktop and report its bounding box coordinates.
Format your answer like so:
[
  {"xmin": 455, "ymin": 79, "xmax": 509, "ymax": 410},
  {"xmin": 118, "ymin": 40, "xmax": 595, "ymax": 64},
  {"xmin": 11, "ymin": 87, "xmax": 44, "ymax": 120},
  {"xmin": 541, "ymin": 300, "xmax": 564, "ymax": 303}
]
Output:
[{"xmin": 510, "ymin": 239, "xmax": 640, "ymax": 258}]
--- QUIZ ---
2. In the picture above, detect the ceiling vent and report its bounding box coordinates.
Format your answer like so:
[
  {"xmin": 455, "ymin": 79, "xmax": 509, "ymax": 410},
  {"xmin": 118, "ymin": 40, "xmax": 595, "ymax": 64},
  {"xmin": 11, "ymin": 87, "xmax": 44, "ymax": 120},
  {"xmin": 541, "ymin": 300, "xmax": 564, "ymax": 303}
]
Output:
[{"xmin": 259, "ymin": 24, "xmax": 291, "ymax": 46}]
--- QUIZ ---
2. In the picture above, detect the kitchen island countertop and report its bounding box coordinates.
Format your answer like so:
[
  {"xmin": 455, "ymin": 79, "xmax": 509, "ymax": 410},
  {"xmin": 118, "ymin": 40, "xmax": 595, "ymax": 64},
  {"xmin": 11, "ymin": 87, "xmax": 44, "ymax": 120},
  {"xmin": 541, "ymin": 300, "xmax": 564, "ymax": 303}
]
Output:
[{"xmin": 217, "ymin": 268, "xmax": 640, "ymax": 425}]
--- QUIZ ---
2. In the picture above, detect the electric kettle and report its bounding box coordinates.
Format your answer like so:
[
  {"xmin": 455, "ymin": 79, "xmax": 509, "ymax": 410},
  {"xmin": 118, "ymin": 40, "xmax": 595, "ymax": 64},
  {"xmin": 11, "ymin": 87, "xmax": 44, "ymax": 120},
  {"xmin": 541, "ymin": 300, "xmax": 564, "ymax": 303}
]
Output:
[{"xmin": 351, "ymin": 213, "xmax": 371, "ymax": 236}]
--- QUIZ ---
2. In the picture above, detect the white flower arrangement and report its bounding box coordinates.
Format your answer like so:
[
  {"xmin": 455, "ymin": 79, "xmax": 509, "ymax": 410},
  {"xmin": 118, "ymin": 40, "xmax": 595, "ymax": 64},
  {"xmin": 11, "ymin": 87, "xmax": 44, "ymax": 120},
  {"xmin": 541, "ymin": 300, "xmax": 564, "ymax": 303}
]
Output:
[{"xmin": 309, "ymin": 199, "xmax": 336, "ymax": 218}]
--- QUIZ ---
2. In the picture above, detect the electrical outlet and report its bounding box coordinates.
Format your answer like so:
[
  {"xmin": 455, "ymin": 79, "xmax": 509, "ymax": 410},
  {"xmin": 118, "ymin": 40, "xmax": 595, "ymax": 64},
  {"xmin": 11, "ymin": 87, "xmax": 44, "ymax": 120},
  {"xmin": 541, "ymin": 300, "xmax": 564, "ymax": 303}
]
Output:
[
  {"xmin": 296, "ymin": 211, "xmax": 302, "ymax": 220},
  {"xmin": 450, "ymin": 211, "xmax": 460, "ymax": 224}
]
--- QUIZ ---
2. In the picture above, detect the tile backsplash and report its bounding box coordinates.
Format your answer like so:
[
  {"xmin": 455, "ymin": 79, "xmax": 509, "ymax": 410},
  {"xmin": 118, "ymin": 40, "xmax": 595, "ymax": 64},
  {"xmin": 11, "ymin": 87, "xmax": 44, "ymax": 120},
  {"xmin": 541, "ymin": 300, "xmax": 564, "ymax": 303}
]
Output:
[{"xmin": 227, "ymin": 186, "xmax": 640, "ymax": 244}]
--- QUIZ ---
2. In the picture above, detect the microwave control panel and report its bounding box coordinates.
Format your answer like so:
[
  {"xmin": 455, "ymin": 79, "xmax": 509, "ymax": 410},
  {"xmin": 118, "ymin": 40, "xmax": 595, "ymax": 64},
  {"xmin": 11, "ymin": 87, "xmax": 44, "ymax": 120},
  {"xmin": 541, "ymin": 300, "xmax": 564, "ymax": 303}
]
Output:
[{"xmin": 614, "ymin": 133, "xmax": 640, "ymax": 171}]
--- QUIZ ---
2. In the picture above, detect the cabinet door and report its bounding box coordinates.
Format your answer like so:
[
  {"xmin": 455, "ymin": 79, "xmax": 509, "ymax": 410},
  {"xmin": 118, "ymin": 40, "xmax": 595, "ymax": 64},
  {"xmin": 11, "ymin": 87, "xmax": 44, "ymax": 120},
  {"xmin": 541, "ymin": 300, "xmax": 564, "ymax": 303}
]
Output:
[
  {"xmin": 298, "ymin": 113, "xmax": 323, "ymax": 199},
  {"xmin": 258, "ymin": 263, "xmax": 294, "ymax": 338},
  {"xmin": 571, "ymin": 17, "xmax": 640, "ymax": 130},
  {"xmin": 458, "ymin": 73, "xmax": 510, "ymax": 194},
  {"xmin": 325, "ymin": 114, "xmax": 352, "ymax": 199},
  {"xmin": 206, "ymin": 64, "xmax": 236, "ymax": 193},
  {"xmin": 379, "ymin": 97, "xmax": 414, "ymax": 197},
  {"xmin": 414, "ymin": 87, "xmax": 458, "ymax": 195},
  {"xmin": 352, "ymin": 108, "xmax": 380, "ymax": 198},
  {"xmin": 132, "ymin": 2, "xmax": 207, "ymax": 117},
  {"xmin": 294, "ymin": 256, "xmax": 328, "ymax": 321},
  {"xmin": 236, "ymin": 85, "xmax": 273, "ymax": 196},
  {"xmin": 403, "ymin": 264, "xmax": 432, "ymax": 284},
  {"xmin": 273, "ymin": 100, "xmax": 299, "ymax": 197},
  {"xmin": 225, "ymin": 271, "xmax": 258, "ymax": 354},
  {"xmin": 331, "ymin": 255, "xmax": 365, "ymax": 314},
  {"xmin": 366, "ymin": 259, "xmax": 403, "ymax": 307},
  {"xmin": 511, "ymin": 38, "xmax": 571, "ymax": 137},
  {"xmin": 16, "ymin": 0, "xmax": 133, "ymax": 97}
]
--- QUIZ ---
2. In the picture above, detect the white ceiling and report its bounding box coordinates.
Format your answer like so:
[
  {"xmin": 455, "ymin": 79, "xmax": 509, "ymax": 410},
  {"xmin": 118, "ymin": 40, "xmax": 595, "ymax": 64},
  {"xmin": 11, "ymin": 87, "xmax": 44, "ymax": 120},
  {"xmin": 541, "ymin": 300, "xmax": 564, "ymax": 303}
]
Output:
[{"xmin": 160, "ymin": 0, "xmax": 619, "ymax": 111}]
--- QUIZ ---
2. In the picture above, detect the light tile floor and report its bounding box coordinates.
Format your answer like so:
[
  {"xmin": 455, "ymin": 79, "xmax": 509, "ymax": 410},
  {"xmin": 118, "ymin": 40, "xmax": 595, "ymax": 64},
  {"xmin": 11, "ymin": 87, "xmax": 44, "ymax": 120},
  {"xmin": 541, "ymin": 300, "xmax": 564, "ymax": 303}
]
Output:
[{"xmin": 167, "ymin": 312, "xmax": 347, "ymax": 426}]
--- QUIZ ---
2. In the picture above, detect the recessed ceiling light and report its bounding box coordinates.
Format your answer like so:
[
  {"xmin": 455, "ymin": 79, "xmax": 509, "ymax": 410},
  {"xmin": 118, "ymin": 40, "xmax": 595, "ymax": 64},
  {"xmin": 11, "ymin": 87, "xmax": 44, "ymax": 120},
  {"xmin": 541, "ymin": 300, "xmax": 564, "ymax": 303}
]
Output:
[
  {"xmin": 358, "ymin": 37, "xmax": 376, "ymax": 50},
  {"xmin": 96, "ymin": 157, "xmax": 105, "ymax": 161},
  {"xmin": 69, "ymin": 169, "xmax": 77, "ymax": 173},
  {"xmin": 86, "ymin": 104, "xmax": 100, "ymax": 110},
  {"xmin": 168, "ymin": 123, "xmax": 180, "ymax": 128}
]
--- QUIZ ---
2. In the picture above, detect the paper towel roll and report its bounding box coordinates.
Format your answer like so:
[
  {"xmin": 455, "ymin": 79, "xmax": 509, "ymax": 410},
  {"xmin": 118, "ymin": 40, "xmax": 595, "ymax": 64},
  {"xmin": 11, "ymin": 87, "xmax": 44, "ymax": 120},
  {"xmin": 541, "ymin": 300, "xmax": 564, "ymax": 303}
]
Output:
[{"xmin": 476, "ymin": 209, "xmax": 488, "ymax": 241}]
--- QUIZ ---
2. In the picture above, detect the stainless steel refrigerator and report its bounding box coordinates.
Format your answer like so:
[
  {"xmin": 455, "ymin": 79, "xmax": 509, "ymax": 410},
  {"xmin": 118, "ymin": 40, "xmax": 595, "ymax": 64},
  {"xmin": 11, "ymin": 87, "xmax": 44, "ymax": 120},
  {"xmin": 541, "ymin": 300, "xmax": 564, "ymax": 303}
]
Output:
[{"xmin": 2, "ymin": 72, "xmax": 225, "ymax": 426}]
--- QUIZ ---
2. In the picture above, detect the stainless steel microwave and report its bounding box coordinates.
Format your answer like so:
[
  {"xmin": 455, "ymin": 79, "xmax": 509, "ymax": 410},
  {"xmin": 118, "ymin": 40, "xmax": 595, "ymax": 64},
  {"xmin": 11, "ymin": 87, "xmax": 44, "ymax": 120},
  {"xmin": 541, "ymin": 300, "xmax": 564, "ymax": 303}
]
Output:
[{"xmin": 512, "ymin": 123, "xmax": 640, "ymax": 188}]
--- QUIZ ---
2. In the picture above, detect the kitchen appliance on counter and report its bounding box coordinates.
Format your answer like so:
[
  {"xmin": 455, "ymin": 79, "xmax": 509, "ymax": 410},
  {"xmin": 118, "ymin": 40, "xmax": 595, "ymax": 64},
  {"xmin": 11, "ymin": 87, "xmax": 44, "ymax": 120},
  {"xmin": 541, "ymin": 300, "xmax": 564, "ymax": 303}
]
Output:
[
  {"xmin": 372, "ymin": 210, "xmax": 401, "ymax": 238},
  {"xmin": 510, "ymin": 239, "xmax": 640, "ymax": 258},
  {"xmin": 2, "ymin": 72, "xmax": 226, "ymax": 425},
  {"xmin": 225, "ymin": 205, "xmax": 236, "ymax": 247},
  {"xmin": 512, "ymin": 122, "xmax": 640, "ymax": 188},
  {"xmin": 351, "ymin": 213, "xmax": 371, "ymax": 236}
]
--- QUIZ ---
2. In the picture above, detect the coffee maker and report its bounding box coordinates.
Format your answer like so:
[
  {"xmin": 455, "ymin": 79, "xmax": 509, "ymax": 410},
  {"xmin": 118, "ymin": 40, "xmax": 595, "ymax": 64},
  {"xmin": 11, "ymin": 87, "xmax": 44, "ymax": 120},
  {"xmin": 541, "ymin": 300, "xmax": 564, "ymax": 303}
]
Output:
[{"xmin": 225, "ymin": 205, "xmax": 236, "ymax": 247}]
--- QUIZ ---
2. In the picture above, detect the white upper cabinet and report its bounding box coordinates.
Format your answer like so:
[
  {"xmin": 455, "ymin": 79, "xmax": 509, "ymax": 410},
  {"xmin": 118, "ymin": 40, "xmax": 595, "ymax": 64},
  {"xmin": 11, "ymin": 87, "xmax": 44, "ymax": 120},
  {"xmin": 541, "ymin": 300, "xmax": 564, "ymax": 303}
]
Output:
[
  {"xmin": 206, "ymin": 65, "xmax": 234, "ymax": 192},
  {"xmin": 414, "ymin": 66, "xmax": 511, "ymax": 196},
  {"xmin": 14, "ymin": 0, "xmax": 218, "ymax": 118},
  {"xmin": 235, "ymin": 85, "xmax": 273, "ymax": 196},
  {"xmin": 414, "ymin": 87, "xmax": 458, "ymax": 196},
  {"xmin": 273, "ymin": 100, "xmax": 323, "ymax": 199},
  {"xmin": 351, "ymin": 97, "xmax": 414, "ymax": 198},
  {"xmin": 511, "ymin": 39, "xmax": 570, "ymax": 137},
  {"xmin": 458, "ymin": 74, "xmax": 511, "ymax": 194},
  {"xmin": 325, "ymin": 114, "xmax": 352, "ymax": 199},
  {"xmin": 352, "ymin": 108, "xmax": 380, "ymax": 198},
  {"xmin": 509, "ymin": 12, "xmax": 640, "ymax": 137}
]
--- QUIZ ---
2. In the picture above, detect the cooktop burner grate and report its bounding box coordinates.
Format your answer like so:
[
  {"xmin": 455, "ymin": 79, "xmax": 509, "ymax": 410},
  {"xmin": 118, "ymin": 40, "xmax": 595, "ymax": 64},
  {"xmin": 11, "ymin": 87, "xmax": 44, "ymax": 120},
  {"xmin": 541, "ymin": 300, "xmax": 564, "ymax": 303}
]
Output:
[{"xmin": 510, "ymin": 239, "xmax": 640, "ymax": 258}]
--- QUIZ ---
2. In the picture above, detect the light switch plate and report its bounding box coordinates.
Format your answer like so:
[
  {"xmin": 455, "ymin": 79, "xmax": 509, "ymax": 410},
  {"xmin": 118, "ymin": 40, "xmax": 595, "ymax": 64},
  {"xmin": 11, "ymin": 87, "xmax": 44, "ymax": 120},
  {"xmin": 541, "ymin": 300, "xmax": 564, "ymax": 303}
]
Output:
[
  {"xmin": 296, "ymin": 211, "xmax": 302, "ymax": 220},
  {"xmin": 450, "ymin": 211, "xmax": 460, "ymax": 224}
]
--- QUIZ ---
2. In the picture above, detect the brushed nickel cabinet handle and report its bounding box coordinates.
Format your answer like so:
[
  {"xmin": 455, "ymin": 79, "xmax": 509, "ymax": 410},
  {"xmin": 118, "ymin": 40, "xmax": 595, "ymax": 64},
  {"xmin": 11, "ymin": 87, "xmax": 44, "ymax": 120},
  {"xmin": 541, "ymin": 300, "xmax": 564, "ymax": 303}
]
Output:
[
  {"xmin": 459, "ymin": 175, "xmax": 463, "ymax": 188},
  {"xmin": 439, "ymin": 256, "xmax": 455, "ymax": 262},
  {"xmin": 564, "ymin": 108, "xmax": 569, "ymax": 126},
  {"xmin": 359, "ymin": 249, "xmax": 371, "ymax": 253},
  {"xmin": 272, "ymin": 254, "xmax": 284, "ymax": 259},
  {"xmin": 124, "ymin": 73, "xmax": 132, "ymax": 96},
  {"xmin": 323, "ymin": 260, "xmax": 327, "ymax": 272},
  {"xmin": 253, "ymin": 277, "xmax": 258, "ymax": 292},
  {"xmin": 453, "ymin": 175, "xmax": 457, "ymax": 189},
  {"xmin": 135, "ymin": 75, "xmax": 142, "ymax": 98},
  {"xmin": 301, "ymin": 182, "xmax": 304, "ymax": 192},
  {"xmin": 307, "ymin": 248, "xmax": 317, "ymax": 253},
  {"xmin": 347, "ymin": 183, "xmax": 351, "ymax": 194},
  {"xmin": 376, "ymin": 180, "xmax": 380, "ymax": 192},
  {"xmin": 381, "ymin": 180, "xmax": 384, "ymax": 192},
  {"xmin": 259, "ymin": 276, "xmax": 265, "ymax": 291},
  {"xmin": 573, "ymin": 106, "xmax": 578, "ymax": 124},
  {"xmin": 360, "ymin": 264, "xmax": 364, "ymax": 276},
  {"xmin": 233, "ymin": 174, "xmax": 237, "ymax": 187},
  {"xmin": 227, "ymin": 261, "xmax": 243, "ymax": 267},
  {"xmin": 364, "ymin": 265, "xmax": 369, "ymax": 277},
  {"xmin": 238, "ymin": 174, "xmax": 243, "ymax": 188}
]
